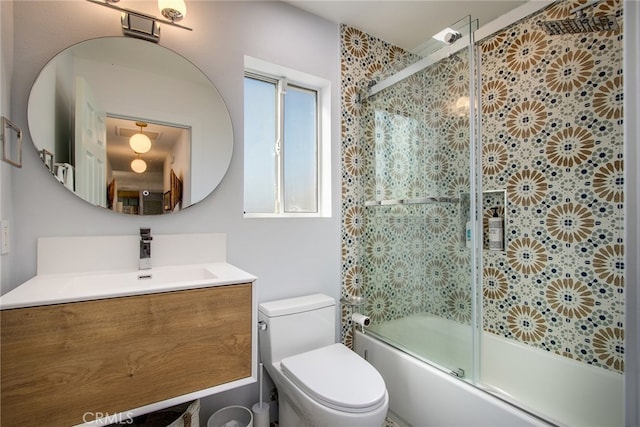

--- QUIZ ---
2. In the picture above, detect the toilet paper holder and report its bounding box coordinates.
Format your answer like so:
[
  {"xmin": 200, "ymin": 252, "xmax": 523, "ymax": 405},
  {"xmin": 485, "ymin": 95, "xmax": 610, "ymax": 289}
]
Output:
[{"xmin": 351, "ymin": 312, "xmax": 371, "ymax": 333}]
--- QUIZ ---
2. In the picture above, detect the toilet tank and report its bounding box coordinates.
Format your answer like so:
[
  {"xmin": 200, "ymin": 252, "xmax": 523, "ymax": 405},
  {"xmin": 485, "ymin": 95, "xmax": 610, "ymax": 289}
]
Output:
[{"xmin": 259, "ymin": 294, "xmax": 336, "ymax": 364}]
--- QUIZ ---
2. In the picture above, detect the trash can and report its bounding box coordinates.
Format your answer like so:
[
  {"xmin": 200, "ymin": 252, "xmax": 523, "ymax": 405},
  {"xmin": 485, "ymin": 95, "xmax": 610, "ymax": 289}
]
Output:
[
  {"xmin": 207, "ymin": 405, "xmax": 253, "ymax": 427},
  {"xmin": 167, "ymin": 399, "xmax": 200, "ymax": 427},
  {"xmin": 109, "ymin": 399, "xmax": 200, "ymax": 426}
]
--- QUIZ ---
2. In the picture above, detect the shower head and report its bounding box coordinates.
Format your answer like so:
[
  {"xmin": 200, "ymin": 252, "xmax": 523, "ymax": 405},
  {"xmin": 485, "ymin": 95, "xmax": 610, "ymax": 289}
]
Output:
[
  {"xmin": 443, "ymin": 31, "xmax": 462, "ymax": 44},
  {"xmin": 538, "ymin": 15, "xmax": 618, "ymax": 35},
  {"xmin": 537, "ymin": 0, "xmax": 619, "ymax": 35}
]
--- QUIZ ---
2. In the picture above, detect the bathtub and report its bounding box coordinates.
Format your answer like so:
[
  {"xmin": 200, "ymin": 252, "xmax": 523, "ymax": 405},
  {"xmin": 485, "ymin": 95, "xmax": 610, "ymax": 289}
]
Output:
[{"xmin": 354, "ymin": 314, "xmax": 623, "ymax": 427}]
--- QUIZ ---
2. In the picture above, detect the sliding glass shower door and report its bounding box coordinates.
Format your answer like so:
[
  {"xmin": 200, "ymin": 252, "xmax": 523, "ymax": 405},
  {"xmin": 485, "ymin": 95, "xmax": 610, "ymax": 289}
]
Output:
[
  {"xmin": 347, "ymin": 1, "xmax": 625, "ymax": 425},
  {"xmin": 359, "ymin": 16, "xmax": 479, "ymax": 380}
]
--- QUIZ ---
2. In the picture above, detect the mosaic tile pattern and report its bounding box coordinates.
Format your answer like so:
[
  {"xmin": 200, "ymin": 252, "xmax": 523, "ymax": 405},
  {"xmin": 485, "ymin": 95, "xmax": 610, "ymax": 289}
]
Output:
[
  {"xmin": 340, "ymin": 0, "xmax": 624, "ymax": 374},
  {"xmin": 479, "ymin": 0, "xmax": 624, "ymax": 373},
  {"xmin": 339, "ymin": 26, "xmax": 421, "ymax": 350}
]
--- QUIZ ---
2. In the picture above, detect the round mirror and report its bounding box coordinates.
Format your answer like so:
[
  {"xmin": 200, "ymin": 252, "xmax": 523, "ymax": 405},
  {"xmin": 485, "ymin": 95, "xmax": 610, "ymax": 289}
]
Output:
[{"xmin": 28, "ymin": 37, "xmax": 233, "ymax": 215}]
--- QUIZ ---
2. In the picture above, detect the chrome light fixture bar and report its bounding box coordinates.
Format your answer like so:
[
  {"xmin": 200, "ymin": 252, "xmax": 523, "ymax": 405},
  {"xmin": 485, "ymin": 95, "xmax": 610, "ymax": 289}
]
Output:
[{"xmin": 86, "ymin": 0, "xmax": 192, "ymax": 43}]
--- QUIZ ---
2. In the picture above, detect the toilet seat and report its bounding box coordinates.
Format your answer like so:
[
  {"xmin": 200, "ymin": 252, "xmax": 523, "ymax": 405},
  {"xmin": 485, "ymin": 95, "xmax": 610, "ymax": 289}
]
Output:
[{"xmin": 280, "ymin": 343, "xmax": 386, "ymax": 414}]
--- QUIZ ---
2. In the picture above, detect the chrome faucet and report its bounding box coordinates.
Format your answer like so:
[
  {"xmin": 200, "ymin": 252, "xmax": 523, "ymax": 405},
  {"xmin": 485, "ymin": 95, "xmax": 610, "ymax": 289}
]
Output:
[{"xmin": 139, "ymin": 228, "xmax": 153, "ymax": 270}]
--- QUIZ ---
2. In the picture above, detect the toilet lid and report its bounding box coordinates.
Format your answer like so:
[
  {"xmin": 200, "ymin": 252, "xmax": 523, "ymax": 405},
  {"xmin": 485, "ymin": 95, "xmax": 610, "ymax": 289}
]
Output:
[{"xmin": 280, "ymin": 343, "xmax": 386, "ymax": 413}]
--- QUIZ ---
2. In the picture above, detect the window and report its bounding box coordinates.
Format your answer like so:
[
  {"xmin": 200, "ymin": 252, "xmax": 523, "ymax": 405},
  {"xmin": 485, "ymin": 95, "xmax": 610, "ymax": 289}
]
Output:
[{"xmin": 244, "ymin": 56, "xmax": 331, "ymax": 217}]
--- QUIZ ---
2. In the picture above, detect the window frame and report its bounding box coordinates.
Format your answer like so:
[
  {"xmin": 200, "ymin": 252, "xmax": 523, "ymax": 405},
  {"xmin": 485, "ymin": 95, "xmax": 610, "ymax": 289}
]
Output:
[{"xmin": 243, "ymin": 56, "xmax": 331, "ymax": 218}]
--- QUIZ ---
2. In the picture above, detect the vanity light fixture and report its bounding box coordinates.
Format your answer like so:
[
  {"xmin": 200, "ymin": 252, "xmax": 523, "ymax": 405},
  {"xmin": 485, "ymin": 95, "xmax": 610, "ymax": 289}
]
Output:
[
  {"xmin": 86, "ymin": 0, "xmax": 192, "ymax": 43},
  {"xmin": 131, "ymin": 157, "xmax": 147, "ymax": 174},
  {"xmin": 130, "ymin": 122, "xmax": 152, "ymax": 154}
]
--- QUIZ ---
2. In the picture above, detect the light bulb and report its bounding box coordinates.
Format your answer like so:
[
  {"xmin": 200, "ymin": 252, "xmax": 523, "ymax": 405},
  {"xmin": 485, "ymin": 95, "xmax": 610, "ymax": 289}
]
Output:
[
  {"xmin": 455, "ymin": 96, "xmax": 476, "ymax": 116},
  {"xmin": 131, "ymin": 158, "xmax": 147, "ymax": 174},
  {"xmin": 129, "ymin": 132, "xmax": 151, "ymax": 154},
  {"xmin": 159, "ymin": 0, "xmax": 187, "ymax": 21}
]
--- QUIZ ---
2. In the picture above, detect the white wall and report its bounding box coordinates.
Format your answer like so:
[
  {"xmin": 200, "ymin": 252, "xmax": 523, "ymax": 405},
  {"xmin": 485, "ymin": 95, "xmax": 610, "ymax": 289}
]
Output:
[
  {"xmin": 6, "ymin": 0, "xmax": 340, "ymax": 419},
  {"xmin": 0, "ymin": 0, "xmax": 14, "ymax": 295}
]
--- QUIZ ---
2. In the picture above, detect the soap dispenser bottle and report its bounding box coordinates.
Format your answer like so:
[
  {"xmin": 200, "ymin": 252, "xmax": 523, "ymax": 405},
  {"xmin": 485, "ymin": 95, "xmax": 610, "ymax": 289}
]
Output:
[{"xmin": 488, "ymin": 207, "xmax": 504, "ymax": 251}]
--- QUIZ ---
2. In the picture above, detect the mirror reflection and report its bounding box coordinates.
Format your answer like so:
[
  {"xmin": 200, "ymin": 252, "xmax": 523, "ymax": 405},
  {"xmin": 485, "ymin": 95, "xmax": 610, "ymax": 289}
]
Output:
[
  {"xmin": 28, "ymin": 37, "xmax": 233, "ymax": 215},
  {"xmin": 105, "ymin": 116, "xmax": 190, "ymax": 215}
]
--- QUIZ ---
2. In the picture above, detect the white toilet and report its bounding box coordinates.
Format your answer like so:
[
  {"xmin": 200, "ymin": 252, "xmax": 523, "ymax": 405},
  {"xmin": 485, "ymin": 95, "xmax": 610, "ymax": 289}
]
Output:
[{"xmin": 258, "ymin": 293, "xmax": 389, "ymax": 427}]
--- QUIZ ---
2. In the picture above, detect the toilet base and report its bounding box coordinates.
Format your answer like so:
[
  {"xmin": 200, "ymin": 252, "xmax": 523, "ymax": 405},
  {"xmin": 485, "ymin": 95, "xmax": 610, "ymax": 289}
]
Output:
[{"xmin": 279, "ymin": 393, "xmax": 305, "ymax": 427}]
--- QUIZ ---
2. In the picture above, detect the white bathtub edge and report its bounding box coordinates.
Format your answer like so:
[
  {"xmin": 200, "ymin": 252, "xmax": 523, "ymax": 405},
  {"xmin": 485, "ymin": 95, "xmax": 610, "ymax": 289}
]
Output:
[{"xmin": 355, "ymin": 331, "xmax": 553, "ymax": 427}]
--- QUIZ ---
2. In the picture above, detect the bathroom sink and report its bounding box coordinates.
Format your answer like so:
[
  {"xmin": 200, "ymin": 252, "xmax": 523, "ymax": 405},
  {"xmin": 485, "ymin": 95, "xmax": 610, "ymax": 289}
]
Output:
[
  {"xmin": 0, "ymin": 262, "xmax": 257, "ymax": 310},
  {"xmin": 70, "ymin": 265, "xmax": 217, "ymax": 290}
]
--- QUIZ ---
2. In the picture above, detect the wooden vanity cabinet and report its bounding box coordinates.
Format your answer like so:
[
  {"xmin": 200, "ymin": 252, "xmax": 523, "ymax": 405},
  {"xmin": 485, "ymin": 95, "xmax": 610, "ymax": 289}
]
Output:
[{"xmin": 0, "ymin": 283, "xmax": 253, "ymax": 427}]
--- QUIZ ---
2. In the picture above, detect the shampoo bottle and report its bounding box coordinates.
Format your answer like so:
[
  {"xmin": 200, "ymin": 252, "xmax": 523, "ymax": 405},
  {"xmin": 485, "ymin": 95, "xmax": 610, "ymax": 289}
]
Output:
[{"xmin": 488, "ymin": 207, "xmax": 504, "ymax": 251}]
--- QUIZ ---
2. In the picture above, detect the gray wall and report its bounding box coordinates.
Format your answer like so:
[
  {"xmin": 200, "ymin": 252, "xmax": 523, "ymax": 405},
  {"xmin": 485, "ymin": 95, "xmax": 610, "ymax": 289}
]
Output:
[
  {"xmin": 0, "ymin": 0, "xmax": 14, "ymax": 294},
  {"xmin": 4, "ymin": 0, "xmax": 340, "ymax": 420},
  {"xmin": 8, "ymin": 0, "xmax": 341, "ymax": 296}
]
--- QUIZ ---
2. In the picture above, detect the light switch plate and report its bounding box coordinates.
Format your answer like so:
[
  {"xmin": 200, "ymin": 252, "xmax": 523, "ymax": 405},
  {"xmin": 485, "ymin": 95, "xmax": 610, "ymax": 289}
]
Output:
[{"xmin": 1, "ymin": 220, "xmax": 9, "ymax": 254}]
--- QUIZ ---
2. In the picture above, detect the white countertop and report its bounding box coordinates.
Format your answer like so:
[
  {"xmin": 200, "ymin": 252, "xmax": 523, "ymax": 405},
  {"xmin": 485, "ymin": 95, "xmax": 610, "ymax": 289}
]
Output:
[{"xmin": 0, "ymin": 262, "xmax": 257, "ymax": 310}]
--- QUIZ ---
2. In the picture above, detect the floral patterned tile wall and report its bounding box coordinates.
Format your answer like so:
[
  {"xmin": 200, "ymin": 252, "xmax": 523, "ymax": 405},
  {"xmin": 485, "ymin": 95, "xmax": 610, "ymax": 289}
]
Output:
[
  {"xmin": 479, "ymin": 0, "xmax": 624, "ymax": 373},
  {"xmin": 340, "ymin": 0, "xmax": 624, "ymax": 374}
]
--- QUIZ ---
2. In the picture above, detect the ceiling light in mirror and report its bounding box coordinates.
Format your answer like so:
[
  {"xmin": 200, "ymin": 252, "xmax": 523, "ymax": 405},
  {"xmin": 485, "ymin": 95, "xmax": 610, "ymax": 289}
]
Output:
[
  {"xmin": 131, "ymin": 158, "xmax": 147, "ymax": 174},
  {"xmin": 129, "ymin": 122, "xmax": 151, "ymax": 154}
]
